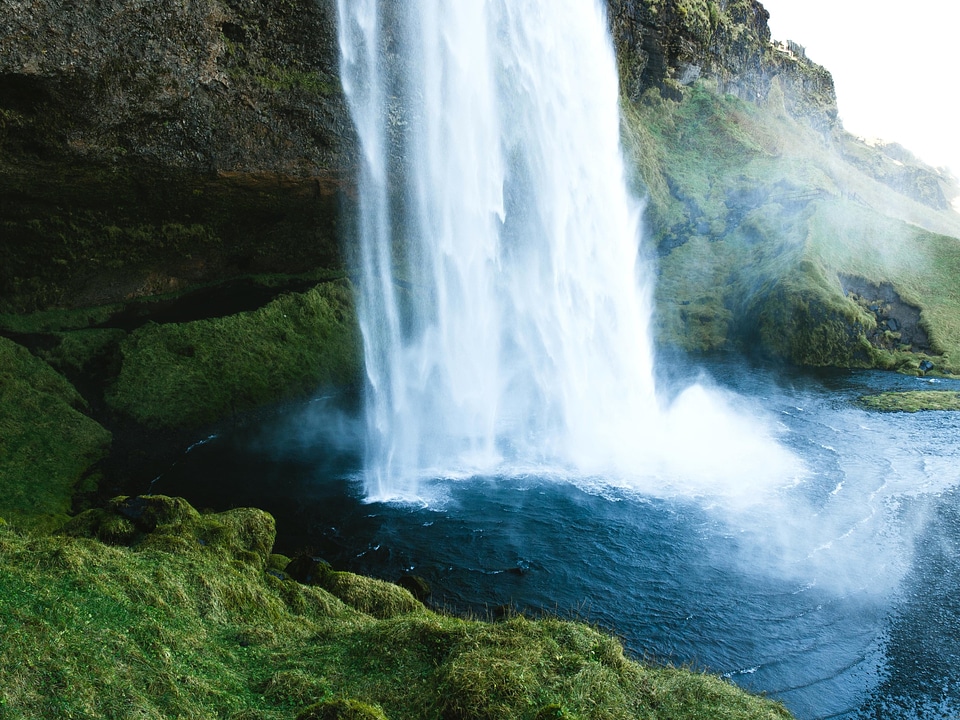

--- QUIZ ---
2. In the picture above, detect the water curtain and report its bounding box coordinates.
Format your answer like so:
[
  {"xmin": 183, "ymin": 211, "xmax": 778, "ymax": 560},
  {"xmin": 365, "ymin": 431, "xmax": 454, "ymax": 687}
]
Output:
[{"xmin": 338, "ymin": 0, "xmax": 657, "ymax": 499}]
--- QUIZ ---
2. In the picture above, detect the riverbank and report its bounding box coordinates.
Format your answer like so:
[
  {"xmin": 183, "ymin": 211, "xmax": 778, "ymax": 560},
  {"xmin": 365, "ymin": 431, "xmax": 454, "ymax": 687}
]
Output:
[{"xmin": 0, "ymin": 494, "xmax": 793, "ymax": 719}]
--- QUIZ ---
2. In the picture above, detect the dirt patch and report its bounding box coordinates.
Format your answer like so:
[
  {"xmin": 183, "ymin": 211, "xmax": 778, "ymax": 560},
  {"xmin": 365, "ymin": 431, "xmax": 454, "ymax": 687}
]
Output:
[{"xmin": 840, "ymin": 275, "xmax": 931, "ymax": 352}]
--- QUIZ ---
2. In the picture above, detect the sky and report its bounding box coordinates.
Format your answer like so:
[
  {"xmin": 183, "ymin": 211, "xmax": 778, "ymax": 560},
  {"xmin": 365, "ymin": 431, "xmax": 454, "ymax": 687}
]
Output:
[{"xmin": 760, "ymin": 0, "xmax": 960, "ymax": 179}]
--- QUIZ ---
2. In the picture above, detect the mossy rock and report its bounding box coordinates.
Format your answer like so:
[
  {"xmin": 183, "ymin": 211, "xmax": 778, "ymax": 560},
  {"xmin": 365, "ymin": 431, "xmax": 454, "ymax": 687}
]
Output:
[
  {"xmin": 283, "ymin": 554, "xmax": 423, "ymax": 619},
  {"xmin": 286, "ymin": 554, "xmax": 333, "ymax": 584},
  {"xmin": 267, "ymin": 553, "xmax": 292, "ymax": 574},
  {"xmin": 313, "ymin": 570, "xmax": 424, "ymax": 620},
  {"xmin": 296, "ymin": 699, "xmax": 388, "ymax": 720},
  {"xmin": 396, "ymin": 574, "xmax": 431, "ymax": 601},
  {"xmin": 859, "ymin": 390, "xmax": 960, "ymax": 412},
  {"xmin": 625, "ymin": 78, "xmax": 960, "ymax": 373},
  {"xmin": 59, "ymin": 494, "xmax": 276, "ymax": 568},
  {"xmin": 0, "ymin": 335, "xmax": 111, "ymax": 531},
  {"xmin": 751, "ymin": 285, "xmax": 876, "ymax": 367}
]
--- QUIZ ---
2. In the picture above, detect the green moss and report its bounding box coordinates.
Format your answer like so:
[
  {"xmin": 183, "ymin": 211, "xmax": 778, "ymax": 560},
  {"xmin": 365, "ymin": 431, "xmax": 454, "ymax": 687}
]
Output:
[
  {"xmin": 268, "ymin": 553, "xmax": 292, "ymax": 573},
  {"xmin": 255, "ymin": 65, "xmax": 339, "ymax": 96},
  {"xmin": 39, "ymin": 327, "xmax": 127, "ymax": 373},
  {"xmin": 0, "ymin": 495, "xmax": 793, "ymax": 719},
  {"xmin": 0, "ymin": 336, "xmax": 111, "ymax": 531},
  {"xmin": 105, "ymin": 280, "xmax": 361, "ymax": 428},
  {"xmin": 859, "ymin": 391, "xmax": 960, "ymax": 413},
  {"xmin": 746, "ymin": 253, "xmax": 877, "ymax": 367}
]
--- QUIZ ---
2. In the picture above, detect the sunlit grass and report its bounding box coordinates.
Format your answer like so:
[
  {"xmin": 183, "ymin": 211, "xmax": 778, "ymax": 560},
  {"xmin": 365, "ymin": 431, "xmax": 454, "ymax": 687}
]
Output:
[{"xmin": 0, "ymin": 495, "xmax": 794, "ymax": 719}]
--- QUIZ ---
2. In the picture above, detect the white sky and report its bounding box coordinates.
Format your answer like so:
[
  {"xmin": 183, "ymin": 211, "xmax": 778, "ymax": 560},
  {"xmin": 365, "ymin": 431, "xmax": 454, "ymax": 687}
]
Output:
[{"xmin": 760, "ymin": 0, "xmax": 960, "ymax": 178}]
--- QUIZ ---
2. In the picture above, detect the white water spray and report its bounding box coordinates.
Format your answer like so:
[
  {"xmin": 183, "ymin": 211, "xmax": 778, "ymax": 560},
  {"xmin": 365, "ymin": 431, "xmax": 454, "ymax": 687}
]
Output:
[{"xmin": 337, "ymin": 0, "xmax": 798, "ymax": 500}]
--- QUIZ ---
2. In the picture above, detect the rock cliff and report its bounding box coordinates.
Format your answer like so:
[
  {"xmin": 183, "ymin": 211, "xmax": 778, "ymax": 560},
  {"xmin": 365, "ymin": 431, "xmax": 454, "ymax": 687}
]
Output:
[
  {"xmin": 608, "ymin": 0, "xmax": 837, "ymax": 130},
  {"xmin": 0, "ymin": 0, "xmax": 350, "ymax": 173},
  {"xmin": 0, "ymin": 0, "xmax": 845, "ymax": 314},
  {"xmin": 0, "ymin": 0, "xmax": 353, "ymax": 312}
]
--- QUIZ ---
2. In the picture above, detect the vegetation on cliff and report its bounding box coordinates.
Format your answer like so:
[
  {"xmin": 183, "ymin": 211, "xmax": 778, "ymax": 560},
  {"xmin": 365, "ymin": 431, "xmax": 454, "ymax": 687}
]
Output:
[
  {"xmin": 0, "ymin": 495, "xmax": 793, "ymax": 719},
  {"xmin": 621, "ymin": 78, "xmax": 960, "ymax": 374},
  {"xmin": 859, "ymin": 390, "xmax": 960, "ymax": 413}
]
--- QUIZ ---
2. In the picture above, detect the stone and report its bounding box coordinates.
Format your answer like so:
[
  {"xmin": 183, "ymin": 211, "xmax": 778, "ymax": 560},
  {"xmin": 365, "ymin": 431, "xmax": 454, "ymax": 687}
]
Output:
[
  {"xmin": 285, "ymin": 555, "xmax": 333, "ymax": 584},
  {"xmin": 396, "ymin": 574, "xmax": 431, "ymax": 600}
]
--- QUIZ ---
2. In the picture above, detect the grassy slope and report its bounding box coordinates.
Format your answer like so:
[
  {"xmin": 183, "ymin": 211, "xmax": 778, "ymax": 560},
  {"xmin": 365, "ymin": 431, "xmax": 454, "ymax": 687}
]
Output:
[
  {"xmin": 624, "ymin": 81, "xmax": 960, "ymax": 373},
  {"xmin": 0, "ymin": 336, "xmax": 111, "ymax": 531},
  {"xmin": 0, "ymin": 495, "xmax": 792, "ymax": 720}
]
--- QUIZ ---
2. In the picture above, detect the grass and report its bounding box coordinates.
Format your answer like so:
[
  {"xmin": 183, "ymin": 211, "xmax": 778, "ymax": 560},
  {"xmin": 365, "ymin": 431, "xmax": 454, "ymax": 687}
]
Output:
[
  {"xmin": 623, "ymin": 80, "xmax": 960, "ymax": 372},
  {"xmin": 804, "ymin": 200, "xmax": 960, "ymax": 366},
  {"xmin": 0, "ymin": 336, "xmax": 111, "ymax": 532},
  {"xmin": 0, "ymin": 495, "xmax": 794, "ymax": 719},
  {"xmin": 859, "ymin": 391, "xmax": 960, "ymax": 413},
  {"xmin": 105, "ymin": 280, "xmax": 361, "ymax": 428}
]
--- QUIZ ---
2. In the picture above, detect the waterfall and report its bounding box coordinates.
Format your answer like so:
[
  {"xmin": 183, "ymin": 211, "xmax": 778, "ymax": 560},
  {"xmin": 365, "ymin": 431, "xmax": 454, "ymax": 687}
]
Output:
[
  {"xmin": 337, "ymin": 0, "xmax": 657, "ymax": 499},
  {"xmin": 337, "ymin": 0, "xmax": 796, "ymax": 501}
]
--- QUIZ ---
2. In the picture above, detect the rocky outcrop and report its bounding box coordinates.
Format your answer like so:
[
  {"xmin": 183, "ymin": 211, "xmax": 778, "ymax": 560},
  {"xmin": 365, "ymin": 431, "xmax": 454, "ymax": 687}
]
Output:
[
  {"xmin": 0, "ymin": 0, "xmax": 352, "ymax": 172},
  {"xmin": 840, "ymin": 138, "xmax": 957, "ymax": 211},
  {"xmin": 607, "ymin": 0, "xmax": 837, "ymax": 131},
  {"xmin": 841, "ymin": 275, "xmax": 931, "ymax": 353},
  {"xmin": 0, "ymin": 0, "xmax": 355, "ymax": 312}
]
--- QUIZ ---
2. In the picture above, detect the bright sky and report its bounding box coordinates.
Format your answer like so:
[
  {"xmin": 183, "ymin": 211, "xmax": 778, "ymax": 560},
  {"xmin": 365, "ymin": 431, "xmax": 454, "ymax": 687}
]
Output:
[{"xmin": 760, "ymin": 0, "xmax": 960, "ymax": 179}]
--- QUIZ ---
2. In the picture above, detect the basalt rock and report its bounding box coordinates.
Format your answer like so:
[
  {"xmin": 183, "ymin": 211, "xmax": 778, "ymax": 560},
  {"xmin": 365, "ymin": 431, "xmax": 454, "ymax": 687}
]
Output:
[
  {"xmin": 0, "ymin": 0, "xmax": 356, "ymax": 312},
  {"xmin": 608, "ymin": 0, "xmax": 837, "ymax": 131},
  {"xmin": 841, "ymin": 275, "xmax": 931, "ymax": 353}
]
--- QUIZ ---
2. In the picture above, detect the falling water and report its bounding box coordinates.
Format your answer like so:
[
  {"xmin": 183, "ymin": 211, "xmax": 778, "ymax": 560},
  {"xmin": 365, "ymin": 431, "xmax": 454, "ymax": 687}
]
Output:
[{"xmin": 337, "ymin": 0, "xmax": 795, "ymax": 500}]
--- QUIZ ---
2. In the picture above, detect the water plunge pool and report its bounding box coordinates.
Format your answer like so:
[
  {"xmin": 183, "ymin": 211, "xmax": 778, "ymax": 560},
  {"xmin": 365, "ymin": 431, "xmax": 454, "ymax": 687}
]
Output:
[{"xmin": 148, "ymin": 359, "xmax": 960, "ymax": 720}]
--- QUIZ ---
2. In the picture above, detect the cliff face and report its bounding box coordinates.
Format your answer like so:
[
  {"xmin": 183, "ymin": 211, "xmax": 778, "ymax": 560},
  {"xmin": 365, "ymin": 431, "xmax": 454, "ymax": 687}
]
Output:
[
  {"xmin": 0, "ymin": 0, "xmax": 351, "ymax": 173},
  {"xmin": 608, "ymin": 0, "xmax": 837, "ymax": 131},
  {"xmin": 0, "ymin": 0, "xmax": 833, "ymax": 175},
  {"xmin": 0, "ymin": 0, "xmax": 353, "ymax": 312},
  {"xmin": 0, "ymin": 0, "xmax": 845, "ymax": 313}
]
